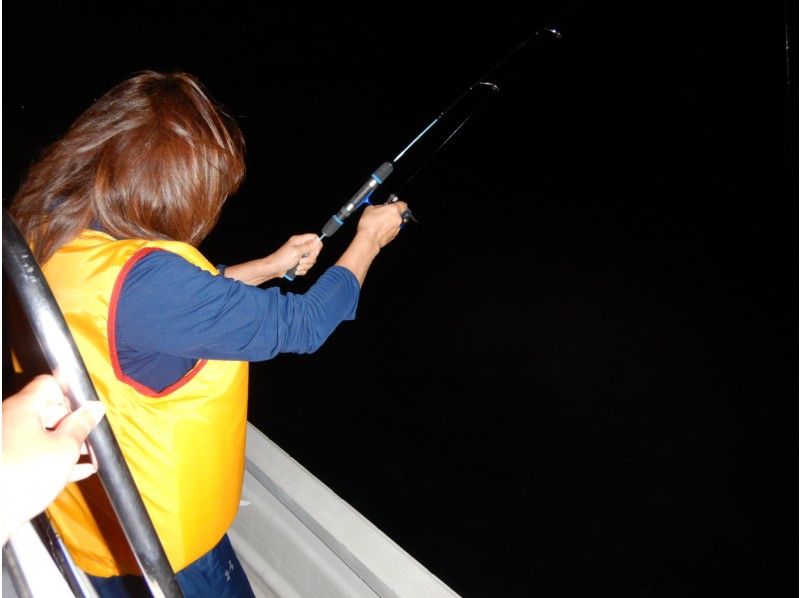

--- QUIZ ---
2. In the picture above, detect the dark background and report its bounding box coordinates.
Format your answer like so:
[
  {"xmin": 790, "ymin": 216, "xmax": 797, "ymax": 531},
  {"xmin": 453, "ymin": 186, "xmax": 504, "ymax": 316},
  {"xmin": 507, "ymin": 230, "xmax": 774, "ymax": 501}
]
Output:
[{"xmin": 3, "ymin": 2, "xmax": 798, "ymax": 596}]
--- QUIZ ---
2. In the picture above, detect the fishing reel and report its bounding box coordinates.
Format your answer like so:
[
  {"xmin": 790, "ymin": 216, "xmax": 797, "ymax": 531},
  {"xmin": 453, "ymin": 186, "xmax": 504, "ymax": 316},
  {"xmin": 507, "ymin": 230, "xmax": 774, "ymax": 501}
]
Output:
[{"xmin": 385, "ymin": 194, "xmax": 418, "ymax": 225}]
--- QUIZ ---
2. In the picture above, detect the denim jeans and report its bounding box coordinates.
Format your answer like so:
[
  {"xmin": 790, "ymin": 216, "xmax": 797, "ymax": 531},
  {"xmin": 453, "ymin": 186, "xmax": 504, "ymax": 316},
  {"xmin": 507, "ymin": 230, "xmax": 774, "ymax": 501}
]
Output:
[{"xmin": 87, "ymin": 533, "xmax": 255, "ymax": 598}]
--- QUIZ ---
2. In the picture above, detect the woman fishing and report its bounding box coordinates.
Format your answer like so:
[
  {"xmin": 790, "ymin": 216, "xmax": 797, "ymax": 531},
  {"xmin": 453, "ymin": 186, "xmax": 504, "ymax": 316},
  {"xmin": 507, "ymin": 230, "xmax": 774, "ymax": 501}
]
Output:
[{"xmin": 9, "ymin": 70, "xmax": 410, "ymax": 597}]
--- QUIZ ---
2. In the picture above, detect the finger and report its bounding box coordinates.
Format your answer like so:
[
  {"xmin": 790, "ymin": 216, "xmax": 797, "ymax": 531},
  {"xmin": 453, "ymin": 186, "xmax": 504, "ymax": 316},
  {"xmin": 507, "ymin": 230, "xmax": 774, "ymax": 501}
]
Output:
[
  {"xmin": 295, "ymin": 234, "xmax": 320, "ymax": 248},
  {"xmin": 21, "ymin": 375, "xmax": 66, "ymax": 409},
  {"xmin": 385, "ymin": 202, "xmax": 407, "ymax": 220},
  {"xmin": 295, "ymin": 233, "xmax": 320, "ymax": 244},
  {"xmin": 41, "ymin": 402, "xmax": 71, "ymax": 430},
  {"xmin": 24, "ymin": 375, "xmax": 72, "ymax": 429},
  {"xmin": 68, "ymin": 462, "xmax": 99, "ymax": 483},
  {"xmin": 55, "ymin": 402, "xmax": 106, "ymax": 445},
  {"xmin": 297, "ymin": 258, "xmax": 314, "ymax": 276},
  {"xmin": 304, "ymin": 236, "xmax": 322, "ymax": 253}
]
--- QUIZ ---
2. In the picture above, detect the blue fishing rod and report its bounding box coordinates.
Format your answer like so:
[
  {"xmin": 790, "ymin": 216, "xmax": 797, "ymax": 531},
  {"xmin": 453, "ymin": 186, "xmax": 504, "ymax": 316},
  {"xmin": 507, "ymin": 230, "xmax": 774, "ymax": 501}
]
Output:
[{"xmin": 284, "ymin": 22, "xmax": 566, "ymax": 280}]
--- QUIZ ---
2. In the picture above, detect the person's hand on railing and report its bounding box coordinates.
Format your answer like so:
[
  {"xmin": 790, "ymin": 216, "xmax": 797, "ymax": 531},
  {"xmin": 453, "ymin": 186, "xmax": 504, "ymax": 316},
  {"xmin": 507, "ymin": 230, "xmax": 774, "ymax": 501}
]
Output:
[{"xmin": 1, "ymin": 374, "xmax": 105, "ymax": 544}]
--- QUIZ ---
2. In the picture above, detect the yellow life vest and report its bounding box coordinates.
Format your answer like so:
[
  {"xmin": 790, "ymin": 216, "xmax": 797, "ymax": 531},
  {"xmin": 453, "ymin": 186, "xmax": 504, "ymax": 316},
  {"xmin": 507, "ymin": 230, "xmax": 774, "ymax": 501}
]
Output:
[{"xmin": 42, "ymin": 230, "xmax": 249, "ymax": 576}]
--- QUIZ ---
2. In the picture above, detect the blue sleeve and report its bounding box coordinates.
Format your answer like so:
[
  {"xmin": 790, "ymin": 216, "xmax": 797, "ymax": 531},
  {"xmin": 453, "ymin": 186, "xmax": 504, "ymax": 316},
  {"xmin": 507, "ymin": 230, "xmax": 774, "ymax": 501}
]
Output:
[{"xmin": 115, "ymin": 251, "xmax": 360, "ymax": 361}]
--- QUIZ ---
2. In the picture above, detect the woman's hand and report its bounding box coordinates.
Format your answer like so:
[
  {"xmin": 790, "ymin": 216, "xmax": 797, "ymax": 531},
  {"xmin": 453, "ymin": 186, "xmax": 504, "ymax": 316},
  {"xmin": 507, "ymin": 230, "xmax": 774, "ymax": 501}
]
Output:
[
  {"xmin": 356, "ymin": 199, "xmax": 410, "ymax": 250},
  {"xmin": 336, "ymin": 198, "xmax": 410, "ymax": 286},
  {"xmin": 223, "ymin": 234, "xmax": 322, "ymax": 285},
  {"xmin": 268, "ymin": 234, "xmax": 323, "ymax": 278}
]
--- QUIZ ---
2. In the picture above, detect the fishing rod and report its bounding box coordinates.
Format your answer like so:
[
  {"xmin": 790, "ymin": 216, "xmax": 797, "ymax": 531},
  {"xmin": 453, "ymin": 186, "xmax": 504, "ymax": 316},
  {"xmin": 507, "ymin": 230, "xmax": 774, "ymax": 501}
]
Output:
[{"xmin": 284, "ymin": 19, "xmax": 568, "ymax": 280}]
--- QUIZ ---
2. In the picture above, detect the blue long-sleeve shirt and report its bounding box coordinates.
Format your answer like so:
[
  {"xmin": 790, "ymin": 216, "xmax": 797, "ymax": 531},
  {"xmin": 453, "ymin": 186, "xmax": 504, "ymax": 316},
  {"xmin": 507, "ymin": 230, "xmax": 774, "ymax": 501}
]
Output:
[{"xmin": 114, "ymin": 250, "xmax": 359, "ymax": 392}]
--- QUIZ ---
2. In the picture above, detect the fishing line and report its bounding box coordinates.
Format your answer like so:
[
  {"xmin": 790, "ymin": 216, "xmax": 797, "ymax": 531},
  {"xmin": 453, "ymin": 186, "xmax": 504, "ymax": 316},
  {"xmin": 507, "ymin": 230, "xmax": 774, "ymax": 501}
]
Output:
[
  {"xmin": 386, "ymin": 28, "xmax": 561, "ymax": 197},
  {"xmin": 284, "ymin": 3, "xmax": 582, "ymax": 280}
]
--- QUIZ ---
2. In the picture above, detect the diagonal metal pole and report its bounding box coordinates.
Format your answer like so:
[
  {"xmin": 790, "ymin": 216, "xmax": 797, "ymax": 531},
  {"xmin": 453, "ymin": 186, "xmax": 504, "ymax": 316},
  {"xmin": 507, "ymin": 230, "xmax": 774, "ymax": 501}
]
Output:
[{"xmin": 2, "ymin": 209, "xmax": 183, "ymax": 598}]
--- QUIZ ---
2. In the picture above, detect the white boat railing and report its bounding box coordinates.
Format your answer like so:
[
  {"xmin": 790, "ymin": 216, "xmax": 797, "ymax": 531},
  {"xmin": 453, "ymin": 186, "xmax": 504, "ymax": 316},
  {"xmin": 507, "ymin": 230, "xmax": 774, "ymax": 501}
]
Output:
[
  {"xmin": 3, "ymin": 422, "xmax": 461, "ymax": 598},
  {"xmin": 231, "ymin": 422, "xmax": 460, "ymax": 598}
]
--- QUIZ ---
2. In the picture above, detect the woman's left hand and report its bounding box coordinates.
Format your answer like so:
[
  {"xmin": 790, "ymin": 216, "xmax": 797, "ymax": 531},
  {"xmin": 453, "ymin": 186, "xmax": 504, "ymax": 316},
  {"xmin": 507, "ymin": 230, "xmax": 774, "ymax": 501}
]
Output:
[
  {"xmin": 272, "ymin": 234, "xmax": 323, "ymax": 277},
  {"xmin": 223, "ymin": 233, "xmax": 323, "ymax": 285}
]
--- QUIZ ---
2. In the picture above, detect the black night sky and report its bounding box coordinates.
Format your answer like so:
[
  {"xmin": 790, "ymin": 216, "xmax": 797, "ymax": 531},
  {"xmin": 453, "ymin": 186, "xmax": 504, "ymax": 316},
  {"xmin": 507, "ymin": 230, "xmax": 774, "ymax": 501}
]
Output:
[{"xmin": 3, "ymin": 2, "xmax": 798, "ymax": 596}]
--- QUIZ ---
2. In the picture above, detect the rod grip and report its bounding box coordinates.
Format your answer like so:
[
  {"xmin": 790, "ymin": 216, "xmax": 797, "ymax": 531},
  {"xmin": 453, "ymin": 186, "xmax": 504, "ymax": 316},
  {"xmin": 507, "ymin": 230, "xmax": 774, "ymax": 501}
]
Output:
[{"xmin": 284, "ymin": 162, "xmax": 393, "ymax": 281}]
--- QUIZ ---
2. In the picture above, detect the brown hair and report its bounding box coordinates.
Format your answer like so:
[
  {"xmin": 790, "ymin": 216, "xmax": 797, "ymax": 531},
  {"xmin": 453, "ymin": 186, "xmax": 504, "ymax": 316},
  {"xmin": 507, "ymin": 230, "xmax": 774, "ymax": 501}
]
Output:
[{"xmin": 10, "ymin": 71, "xmax": 245, "ymax": 263}]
